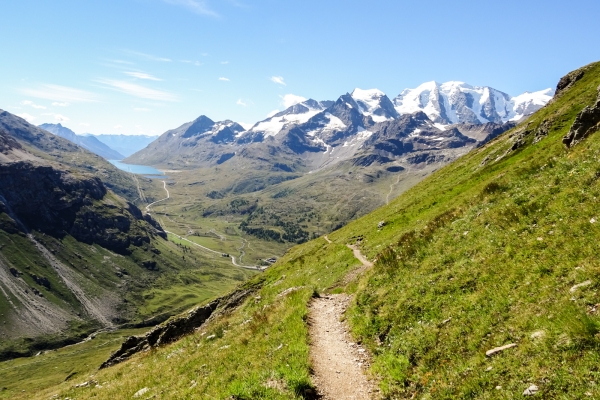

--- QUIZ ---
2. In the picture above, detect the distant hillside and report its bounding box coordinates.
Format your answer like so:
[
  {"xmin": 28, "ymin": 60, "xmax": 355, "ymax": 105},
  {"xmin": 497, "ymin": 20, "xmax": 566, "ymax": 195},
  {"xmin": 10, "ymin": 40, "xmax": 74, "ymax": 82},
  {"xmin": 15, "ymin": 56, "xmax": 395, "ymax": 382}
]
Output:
[
  {"xmin": 94, "ymin": 134, "xmax": 157, "ymax": 157},
  {"xmin": 45, "ymin": 61, "xmax": 600, "ymax": 400},
  {"xmin": 39, "ymin": 123, "xmax": 124, "ymax": 160},
  {"xmin": 0, "ymin": 111, "xmax": 253, "ymax": 361}
]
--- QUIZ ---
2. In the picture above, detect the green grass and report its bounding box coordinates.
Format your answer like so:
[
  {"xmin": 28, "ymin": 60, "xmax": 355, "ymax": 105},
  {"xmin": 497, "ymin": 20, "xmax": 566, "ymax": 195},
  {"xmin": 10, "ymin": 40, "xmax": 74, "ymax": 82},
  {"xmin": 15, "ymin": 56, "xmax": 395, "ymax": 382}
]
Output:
[{"xmin": 0, "ymin": 328, "xmax": 149, "ymax": 399}]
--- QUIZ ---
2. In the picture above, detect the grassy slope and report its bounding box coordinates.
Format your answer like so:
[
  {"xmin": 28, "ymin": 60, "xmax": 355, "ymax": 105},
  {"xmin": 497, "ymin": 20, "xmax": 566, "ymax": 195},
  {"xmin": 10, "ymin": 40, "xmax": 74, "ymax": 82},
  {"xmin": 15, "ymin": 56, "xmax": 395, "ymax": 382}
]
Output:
[{"xmin": 10, "ymin": 62, "xmax": 600, "ymax": 399}]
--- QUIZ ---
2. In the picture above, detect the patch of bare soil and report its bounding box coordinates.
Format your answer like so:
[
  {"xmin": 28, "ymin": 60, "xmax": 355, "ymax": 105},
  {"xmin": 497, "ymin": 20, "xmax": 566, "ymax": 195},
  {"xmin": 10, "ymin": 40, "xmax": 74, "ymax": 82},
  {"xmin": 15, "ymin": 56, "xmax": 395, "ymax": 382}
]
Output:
[{"xmin": 309, "ymin": 294, "xmax": 379, "ymax": 399}]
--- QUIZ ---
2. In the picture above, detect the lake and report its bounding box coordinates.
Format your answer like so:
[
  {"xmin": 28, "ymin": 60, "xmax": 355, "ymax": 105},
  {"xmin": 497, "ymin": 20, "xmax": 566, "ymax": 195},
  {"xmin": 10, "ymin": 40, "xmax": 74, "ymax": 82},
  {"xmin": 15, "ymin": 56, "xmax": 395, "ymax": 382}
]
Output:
[{"xmin": 109, "ymin": 160, "xmax": 167, "ymax": 179}]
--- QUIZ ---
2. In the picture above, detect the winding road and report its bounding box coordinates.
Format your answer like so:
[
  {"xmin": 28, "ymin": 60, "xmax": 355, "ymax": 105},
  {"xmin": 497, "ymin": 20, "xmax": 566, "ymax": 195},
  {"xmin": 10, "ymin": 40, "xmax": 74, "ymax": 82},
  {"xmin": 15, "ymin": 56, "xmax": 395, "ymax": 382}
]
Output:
[{"xmin": 145, "ymin": 180, "xmax": 263, "ymax": 271}]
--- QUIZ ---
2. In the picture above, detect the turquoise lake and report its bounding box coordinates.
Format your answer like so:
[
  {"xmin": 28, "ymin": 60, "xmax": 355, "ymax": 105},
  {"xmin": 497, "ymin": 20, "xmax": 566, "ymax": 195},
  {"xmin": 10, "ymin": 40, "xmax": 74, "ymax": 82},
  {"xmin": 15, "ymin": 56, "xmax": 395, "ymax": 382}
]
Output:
[{"xmin": 109, "ymin": 160, "xmax": 166, "ymax": 178}]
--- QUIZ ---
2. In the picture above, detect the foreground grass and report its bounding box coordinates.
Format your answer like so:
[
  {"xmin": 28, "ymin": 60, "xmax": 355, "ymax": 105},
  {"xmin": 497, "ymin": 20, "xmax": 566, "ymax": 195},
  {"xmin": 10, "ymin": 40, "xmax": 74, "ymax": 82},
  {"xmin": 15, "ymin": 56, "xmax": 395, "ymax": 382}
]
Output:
[
  {"xmin": 0, "ymin": 328, "xmax": 149, "ymax": 399},
  {"xmin": 31, "ymin": 240, "xmax": 359, "ymax": 399}
]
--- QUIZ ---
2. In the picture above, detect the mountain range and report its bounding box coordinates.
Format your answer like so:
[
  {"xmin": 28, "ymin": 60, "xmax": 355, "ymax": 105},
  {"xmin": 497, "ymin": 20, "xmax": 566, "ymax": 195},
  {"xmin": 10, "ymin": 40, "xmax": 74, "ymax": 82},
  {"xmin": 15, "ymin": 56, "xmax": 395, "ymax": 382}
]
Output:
[
  {"xmin": 126, "ymin": 82, "xmax": 551, "ymax": 171},
  {"xmin": 39, "ymin": 123, "xmax": 125, "ymax": 160}
]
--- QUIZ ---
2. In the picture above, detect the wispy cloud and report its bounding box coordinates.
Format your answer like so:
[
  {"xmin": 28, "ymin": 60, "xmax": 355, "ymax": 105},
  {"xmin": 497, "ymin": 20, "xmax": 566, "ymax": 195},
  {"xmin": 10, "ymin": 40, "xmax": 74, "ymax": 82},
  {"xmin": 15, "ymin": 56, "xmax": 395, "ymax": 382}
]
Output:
[
  {"xmin": 114, "ymin": 124, "xmax": 123, "ymax": 129},
  {"xmin": 108, "ymin": 59, "xmax": 134, "ymax": 65},
  {"xmin": 123, "ymin": 50, "xmax": 172, "ymax": 62},
  {"xmin": 219, "ymin": 77, "xmax": 230, "ymax": 81},
  {"xmin": 280, "ymin": 94, "xmax": 306, "ymax": 108},
  {"xmin": 236, "ymin": 99, "xmax": 247, "ymax": 107},
  {"xmin": 180, "ymin": 60, "xmax": 203, "ymax": 66},
  {"xmin": 124, "ymin": 71, "xmax": 162, "ymax": 81},
  {"xmin": 221, "ymin": 61, "xmax": 229, "ymax": 64},
  {"xmin": 16, "ymin": 113, "xmax": 36, "ymax": 122},
  {"xmin": 21, "ymin": 100, "xmax": 46, "ymax": 109},
  {"xmin": 266, "ymin": 109, "xmax": 280, "ymax": 118},
  {"xmin": 161, "ymin": 0, "xmax": 219, "ymax": 17},
  {"xmin": 80, "ymin": 123, "xmax": 90, "ymax": 127},
  {"xmin": 52, "ymin": 102, "xmax": 69, "ymax": 107},
  {"xmin": 20, "ymin": 84, "xmax": 99, "ymax": 103},
  {"xmin": 42, "ymin": 112, "xmax": 70, "ymax": 123},
  {"xmin": 270, "ymin": 76, "xmax": 286, "ymax": 86},
  {"xmin": 96, "ymin": 78, "xmax": 178, "ymax": 101},
  {"xmin": 134, "ymin": 107, "xmax": 151, "ymax": 112}
]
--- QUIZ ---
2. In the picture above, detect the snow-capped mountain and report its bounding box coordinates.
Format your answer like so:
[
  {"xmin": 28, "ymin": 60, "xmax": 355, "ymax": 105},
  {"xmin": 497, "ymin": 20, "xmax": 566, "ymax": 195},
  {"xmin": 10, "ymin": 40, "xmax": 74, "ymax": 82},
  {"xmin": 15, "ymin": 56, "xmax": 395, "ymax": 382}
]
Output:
[
  {"xmin": 350, "ymin": 88, "xmax": 399, "ymax": 122},
  {"xmin": 241, "ymin": 99, "xmax": 333, "ymax": 142},
  {"xmin": 393, "ymin": 81, "xmax": 553, "ymax": 126},
  {"xmin": 127, "ymin": 80, "xmax": 553, "ymax": 169}
]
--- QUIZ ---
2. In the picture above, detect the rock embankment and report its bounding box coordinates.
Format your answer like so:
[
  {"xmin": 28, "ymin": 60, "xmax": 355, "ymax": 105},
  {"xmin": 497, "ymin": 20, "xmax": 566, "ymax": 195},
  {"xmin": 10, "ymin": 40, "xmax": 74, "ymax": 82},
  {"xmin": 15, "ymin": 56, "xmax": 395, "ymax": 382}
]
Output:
[{"xmin": 100, "ymin": 284, "xmax": 258, "ymax": 369}]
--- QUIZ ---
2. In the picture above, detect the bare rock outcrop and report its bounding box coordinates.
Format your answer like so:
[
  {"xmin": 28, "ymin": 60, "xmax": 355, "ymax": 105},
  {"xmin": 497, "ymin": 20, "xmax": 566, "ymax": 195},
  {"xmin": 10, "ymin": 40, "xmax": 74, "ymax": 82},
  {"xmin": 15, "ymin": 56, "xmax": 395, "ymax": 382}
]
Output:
[
  {"xmin": 563, "ymin": 86, "xmax": 600, "ymax": 148},
  {"xmin": 100, "ymin": 284, "xmax": 258, "ymax": 368}
]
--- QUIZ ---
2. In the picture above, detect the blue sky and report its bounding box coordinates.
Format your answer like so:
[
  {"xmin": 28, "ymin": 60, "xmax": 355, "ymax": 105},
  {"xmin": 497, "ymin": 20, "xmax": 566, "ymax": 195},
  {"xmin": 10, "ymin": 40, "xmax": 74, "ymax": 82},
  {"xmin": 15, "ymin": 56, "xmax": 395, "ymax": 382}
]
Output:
[{"xmin": 1, "ymin": 0, "xmax": 599, "ymax": 135}]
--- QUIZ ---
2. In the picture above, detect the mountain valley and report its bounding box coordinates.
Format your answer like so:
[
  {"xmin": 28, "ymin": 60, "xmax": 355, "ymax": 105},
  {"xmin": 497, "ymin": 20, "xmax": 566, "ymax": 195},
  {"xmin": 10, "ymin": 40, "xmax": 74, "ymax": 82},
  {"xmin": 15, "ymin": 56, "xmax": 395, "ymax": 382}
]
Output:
[{"xmin": 2, "ymin": 65, "xmax": 598, "ymax": 399}]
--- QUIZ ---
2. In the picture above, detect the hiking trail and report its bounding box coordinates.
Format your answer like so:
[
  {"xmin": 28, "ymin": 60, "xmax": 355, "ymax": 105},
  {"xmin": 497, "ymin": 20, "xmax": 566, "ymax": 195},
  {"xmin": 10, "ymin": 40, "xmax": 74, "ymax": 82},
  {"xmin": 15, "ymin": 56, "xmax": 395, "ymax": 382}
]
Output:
[{"xmin": 309, "ymin": 239, "xmax": 378, "ymax": 399}]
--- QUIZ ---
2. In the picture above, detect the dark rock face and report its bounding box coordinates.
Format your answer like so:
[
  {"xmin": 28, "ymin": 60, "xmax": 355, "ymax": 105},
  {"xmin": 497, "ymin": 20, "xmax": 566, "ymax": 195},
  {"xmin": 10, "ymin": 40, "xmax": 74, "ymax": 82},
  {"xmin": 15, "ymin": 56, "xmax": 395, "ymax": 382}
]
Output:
[
  {"xmin": 100, "ymin": 285, "xmax": 258, "ymax": 369},
  {"xmin": 0, "ymin": 161, "xmax": 159, "ymax": 254},
  {"xmin": 279, "ymin": 127, "xmax": 325, "ymax": 154},
  {"xmin": 563, "ymin": 86, "xmax": 600, "ymax": 148},
  {"xmin": 555, "ymin": 69, "xmax": 585, "ymax": 99},
  {"xmin": 0, "ymin": 129, "xmax": 22, "ymax": 153},
  {"xmin": 181, "ymin": 116, "xmax": 215, "ymax": 138},
  {"xmin": 364, "ymin": 112, "xmax": 476, "ymax": 158}
]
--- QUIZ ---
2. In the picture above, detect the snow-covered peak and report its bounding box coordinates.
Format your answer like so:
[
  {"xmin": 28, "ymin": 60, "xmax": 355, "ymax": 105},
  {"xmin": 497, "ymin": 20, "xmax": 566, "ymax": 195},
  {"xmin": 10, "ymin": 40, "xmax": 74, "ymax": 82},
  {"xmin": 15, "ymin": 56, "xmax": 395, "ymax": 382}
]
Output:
[
  {"xmin": 350, "ymin": 88, "xmax": 398, "ymax": 122},
  {"xmin": 393, "ymin": 81, "xmax": 551, "ymax": 125},
  {"xmin": 507, "ymin": 88, "xmax": 554, "ymax": 121},
  {"xmin": 246, "ymin": 99, "xmax": 330, "ymax": 138}
]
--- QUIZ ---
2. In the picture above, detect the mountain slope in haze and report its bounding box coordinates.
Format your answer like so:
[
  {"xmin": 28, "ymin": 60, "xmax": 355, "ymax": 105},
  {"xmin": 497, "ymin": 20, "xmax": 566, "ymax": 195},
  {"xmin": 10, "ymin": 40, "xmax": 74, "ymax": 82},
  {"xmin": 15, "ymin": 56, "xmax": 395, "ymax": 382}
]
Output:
[
  {"xmin": 45, "ymin": 61, "xmax": 600, "ymax": 400},
  {"xmin": 126, "ymin": 115, "xmax": 245, "ymax": 167},
  {"xmin": 39, "ymin": 123, "xmax": 125, "ymax": 160},
  {"xmin": 94, "ymin": 134, "xmax": 158, "ymax": 158}
]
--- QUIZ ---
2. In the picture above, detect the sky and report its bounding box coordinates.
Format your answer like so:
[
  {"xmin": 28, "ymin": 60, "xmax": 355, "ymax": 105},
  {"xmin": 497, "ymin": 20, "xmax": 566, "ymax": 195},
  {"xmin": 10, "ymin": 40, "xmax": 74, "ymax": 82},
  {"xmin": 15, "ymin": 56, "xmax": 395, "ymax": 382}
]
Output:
[{"xmin": 1, "ymin": 0, "xmax": 599, "ymax": 136}]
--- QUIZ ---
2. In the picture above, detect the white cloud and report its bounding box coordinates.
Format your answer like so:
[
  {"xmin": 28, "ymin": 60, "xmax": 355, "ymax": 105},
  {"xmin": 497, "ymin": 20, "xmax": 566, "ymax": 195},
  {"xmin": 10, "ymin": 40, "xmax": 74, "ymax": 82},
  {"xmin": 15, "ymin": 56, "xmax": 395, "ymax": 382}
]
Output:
[
  {"xmin": 236, "ymin": 99, "xmax": 247, "ymax": 107},
  {"xmin": 280, "ymin": 94, "xmax": 306, "ymax": 108},
  {"xmin": 267, "ymin": 109, "xmax": 280, "ymax": 118},
  {"xmin": 218, "ymin": 77, "xmax": 230, "ymax": 81},
  {"xmin": 80, "ymin": 123, "xmax": 90, "ymax": 127},
  {"xmin": 42, "ymin": 113, "xmax": 70, "ymax": 123},
  {"xmin": 52, "ymin": 102, "xmax": 69, "ymax": 107},
  {"xmin": 96, "ymin": 78, "xmax": 178, "ymax": 101},
  {"xmin": 270, "ymin": 76, "xmax": 286, "ymax": 86},
  {"xmin": 21, "ymin": 100, "xmax": 46, "ymax": 109},
  {"xmin": 161, "ymin": 0, "xmax": 219, "ymax": 17},
  {"xmin": 108, "ymin": 59, "xmax": 134, "ymax": 65},
  {"xmin": 20, "ymin": 84, "xmax": 98, "ymax": 103},
  {"xmin": 221, "ymin": 61, "xmax": 229, "ymax": 64},
  {"xmin": 238, "ymin": 122, "xmax": 252, "ymax": 130},
  {"xmin": 124, "ymin": 50, "xmax": 172, "ymax": 62},
  {"xmin": 16, "ymin": 113, "xmax": 36, "ymax": 122},
  {"xmin": 114, "ymin": 125, "xmax": 123, "ymax": 129},
  {"xmin": 134, "ymin": 107, "xmax": 151, "ymax": 112},
  {"xmin": 124, "ymin": 71, "xmax": 162, "ymax": 81}
]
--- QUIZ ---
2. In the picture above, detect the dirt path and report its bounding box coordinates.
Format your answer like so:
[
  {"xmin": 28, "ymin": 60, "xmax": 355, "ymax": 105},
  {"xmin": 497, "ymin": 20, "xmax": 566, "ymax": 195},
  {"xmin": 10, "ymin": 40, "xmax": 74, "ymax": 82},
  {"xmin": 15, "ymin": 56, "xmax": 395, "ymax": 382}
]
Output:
[
  {"xmin": 145, "ymin": 180, "xmax": 170, "ymax": 213},
  {"xmin": 309, "ymin": 295, "xmax": 377, "ymax": 399},
  {"xmin": 309, "ymin": 243, "xmax": 378, "ymax": 399},
  {"xmin": 385, "ymin": 173, "xmax": 402, "ymax": 205}
]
